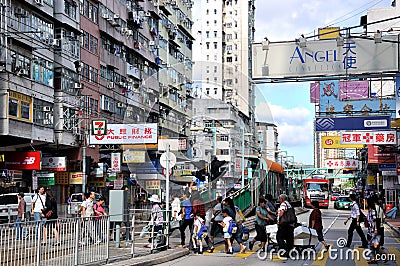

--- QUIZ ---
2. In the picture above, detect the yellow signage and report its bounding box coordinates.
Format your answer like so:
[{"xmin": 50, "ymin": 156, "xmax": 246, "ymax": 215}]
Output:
[
  {"xmin": 322, "ymin": 136, "xmax": 364, "ymax": 149},
  {"xmin": 318, "ymin": 27, "xmax": 340, "ymax": 40},
  {"xmin": 146, "ymin": 180, "xmax": 160, "ymax": 190},
  {"xmin": 366, "ymin": 175, "xmax": 383, "ymax": 185}
]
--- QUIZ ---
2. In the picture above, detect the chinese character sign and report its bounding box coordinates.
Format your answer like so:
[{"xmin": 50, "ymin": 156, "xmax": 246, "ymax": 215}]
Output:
[
  {"xmin": 111, "ymin": 153, "xmax": 121, "ymax": 173},
  {"xmin": 89, "ymin": 123, "xmax": 158, "ymax": 144},
  {"xmin": 340, "ymin": 131, "xmax": 396, "ymax": 145},
  {"xmin": 324, "ymin": 159, "xmax": 359, "ymax": 169}
]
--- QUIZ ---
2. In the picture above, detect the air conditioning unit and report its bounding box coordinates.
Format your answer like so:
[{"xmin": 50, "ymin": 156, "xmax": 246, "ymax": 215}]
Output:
[
  {"xmin": 154, "ymin": 45, "xmax": 160, "ymax": 49},
  {"xmin": 154, "ymin": 2, "xmax": 159, "ymax": 7},
  {"xmin": 43, "ymin": 119, "xmax": 52, "ymax": 125},
  {"xmin": 35, "ymin": 0, "xmax": 44, "ymax": 6},
  {"xmin": 171, "ymin": 0, "xmax": 177, "ymax": 5},
  {"xmin": 114, "ymin": 14, "xmax": 120, "ymax": 19},
  {"xmin": 118, "ymin": 82, "xmax": 127, "ymax": 87},
  {"xmin": 42, "ymin": 106, "xmax": 51, "ymax": 112},
  {"xmin": 16, "ymin": 68, "xmax": 27, "ymax": 76},
  {"xmin": 74, "ymin": 82, "xmax": 82, "ymax": 89},
  {"xmin": 145, "ymin": 12, "xmax": 151, "ymax": 17},
  {"xmin": 107, "ymin": 82, "xmax": 115, "ymax": 89},
  {"xmin": 117, "ymin": 102, "xmax": 125, "ymax": 108},
  {"xmin": 149, "ymin": 41, "xmax": 155, "ymax": 46},
  {"xmin": 15, "ymin": 7, "xmax": 28, "ymax": 17},
  {"xmin": 121, "ymin": 27, "xmax": 129, "ymax": 34},
  {"xmin": 102, "ymin": 13, "xmax": 110, "ymax": 20},
  {"xmin": 127, "ymin": 30, "xmax": 133, "ymax": 36},
  {"xmin": 126, "ymin": 78, "xmax": 133, "ymax": 83},
  {"xmin": 52, "ymin": 39, "xmax": 60, "ymax": 47},
  {"xmin": 126, "ymin": 106, "xmax": 133, "ymax": 111}
]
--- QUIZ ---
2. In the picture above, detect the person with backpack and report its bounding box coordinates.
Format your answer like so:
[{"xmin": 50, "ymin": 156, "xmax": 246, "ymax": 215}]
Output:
[
  {"xmin": 178, "ymin": 192, "xmax": 194, "ymax": 249},
  {"xmin": 207, "ymin": 196, "xmax": 224, "ymax": 253},
  {"xmin": 309, "ymin": 201, "xmax": 330, "ymax": 252},
  {"xmin": 276, "ymin": 194, "xmax": 296, "ymax": 258},
  {"xmin": 192, "ymin": 212, "xmax": 210, "ymax": 254},
  {"xmin": 219, "ymin": 209, "xmax": 234, "ymax": 254},
  {"xmin": 344, "ymin": 194, "xmax": 368, "ymax": 248},
  {"xmin": 249, "ymin": 198, "xmax": 269, "ymax": 252}
]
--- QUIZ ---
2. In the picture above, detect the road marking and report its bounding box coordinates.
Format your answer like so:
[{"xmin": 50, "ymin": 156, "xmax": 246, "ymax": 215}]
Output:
[
  {"xmin": 354, "ymin": 247, "xmax": 369, "ymax": 266},
  {"xmin": 235, "ymin": 249, "xmax": 256, "ymax": 258},
  {"xmin": 312, "ymin": 245, "xmax": 331, "ymax": 266},
  {"xmin": 323, "ymin": 214, "xmax": 339, "ymax": 235},
  {"xmin": 386, "ymin": 246, "xmax": 400, "ymax": 265},
  {"xmin": 386, "ymin": 224, "xmax": 400, "ymax": 244},
  {"xmin": 203, "ymin": 243, "xmax": 225, "ymax": 255}
]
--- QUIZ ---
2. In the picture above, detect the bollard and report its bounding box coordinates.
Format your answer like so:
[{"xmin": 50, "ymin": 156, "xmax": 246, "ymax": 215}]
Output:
[{"xmin": 115, "ymin": 224, "xmax": 120, "ymax": 248}]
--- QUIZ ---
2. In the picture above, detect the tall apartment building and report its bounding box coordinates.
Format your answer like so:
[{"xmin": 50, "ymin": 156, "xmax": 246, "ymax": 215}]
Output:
[
  {"xmin": 0, "ymin": 0, "xmax": 193, "ymax": 202},
  {"xmin": 192, "ymin": 0, "xmax": 256, "ymax": 139},
  {"xmin": 255, "ymin": 122, "xmax": 279, "ymax": 162}
]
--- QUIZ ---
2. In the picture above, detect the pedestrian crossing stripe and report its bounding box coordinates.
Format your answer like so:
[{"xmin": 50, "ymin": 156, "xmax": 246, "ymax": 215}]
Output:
[
  {"xmin": 312, "ymin": 244, "xmax": 331, "ymax": 266},
  {"xmin": 203, "ymin": 244, "xmax": 226, "ymax": 255},
  {"xmin": 353, "ymin": 247, "xmax": 369, "ymax": 266}
]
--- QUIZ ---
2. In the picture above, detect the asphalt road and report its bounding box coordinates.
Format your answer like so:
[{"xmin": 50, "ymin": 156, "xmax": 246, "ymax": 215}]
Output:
[{"xmin": 157, "ymin": 202, "xmax": 400, "ymax": 266}]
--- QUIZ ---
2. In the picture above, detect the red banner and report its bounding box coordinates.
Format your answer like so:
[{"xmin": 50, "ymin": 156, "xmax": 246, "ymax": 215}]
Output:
[{"xmin": 4, "ymin": 151, "xmax": 41, "ymax": 170}]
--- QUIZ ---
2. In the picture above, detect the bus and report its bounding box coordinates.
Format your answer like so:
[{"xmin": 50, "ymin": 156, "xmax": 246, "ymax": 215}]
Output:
[{"xmin": 303, "ymin": 175, "xmax": 329, "ymax": 208}]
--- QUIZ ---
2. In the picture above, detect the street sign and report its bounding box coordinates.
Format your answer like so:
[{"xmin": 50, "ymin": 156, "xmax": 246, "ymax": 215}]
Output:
[
  {"xmin": 378, "ymin": 163, "xmax": 396, "ymax": 171},
  {"xmin": 160, "ymin": 152, "xmax": 176, "ymax": 169}
]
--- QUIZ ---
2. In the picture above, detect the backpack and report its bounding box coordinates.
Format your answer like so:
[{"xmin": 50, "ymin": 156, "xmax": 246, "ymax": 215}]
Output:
[
  {"xmin": 235, "ymin": 208, "xmax": 246, "ymax": 225},
  {"xmin": 280, "ymin": 203, "xmax": 297, "ymax": 225},
  {"xmin": 227, "ymin": 219, "xmax": 237, "ymax": 234},
  {"xmin": 197, "ymin": 223, "xmax": 208, "ymax": 238}
]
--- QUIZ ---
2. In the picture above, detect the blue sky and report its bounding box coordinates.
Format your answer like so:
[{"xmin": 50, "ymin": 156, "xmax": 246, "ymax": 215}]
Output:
[{"xmin": 253, "ymin": 0, "xmax": 395, "ymax": 165}]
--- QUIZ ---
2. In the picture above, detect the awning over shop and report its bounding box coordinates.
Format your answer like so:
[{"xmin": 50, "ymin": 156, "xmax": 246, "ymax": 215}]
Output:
[{"xmin": 263, "ymin": 157, "xmax": 284, "ymax": 173}]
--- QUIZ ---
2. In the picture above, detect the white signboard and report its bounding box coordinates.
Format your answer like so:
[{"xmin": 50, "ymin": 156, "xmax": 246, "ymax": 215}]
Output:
[
  {"xmin": 324, "ymin": 159, "xmax": 359, "ymax": 169},
  {"xmin": 89, "ymin": 123, "xmax": 157, "ymax": 145},
  {"xmin": 111, "ymin": 153, "xmax": 121, "ymax": 172},
  {"xmin": 340, "ymin": 131, "xmax": 397, "ymax": 145},
  {"xmin": 41, "ymin": 157, "xmax": 67, "ymax": 171},
  {"xmin": 252, "ymin": 36, "xmax": 398, "ymax": 80}
]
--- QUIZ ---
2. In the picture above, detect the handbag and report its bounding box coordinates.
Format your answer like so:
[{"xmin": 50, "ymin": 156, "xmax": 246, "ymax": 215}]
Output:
[
  {"xmin": 280, "ymin": 204, "xmax": 297, "ymax": 225},
  {"xmin": 170, "ymin": 219, "xmax": 180, "ymax": 230},
  {"xmin": 44, "ymin": 209, "xmax": 53, "ymax": 218}
]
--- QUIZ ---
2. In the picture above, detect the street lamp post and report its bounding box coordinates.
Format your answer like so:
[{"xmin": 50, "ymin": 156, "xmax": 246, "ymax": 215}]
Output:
[{"xmin": 241, "ymin": 126, "xmax": 245, "ymax": 189}]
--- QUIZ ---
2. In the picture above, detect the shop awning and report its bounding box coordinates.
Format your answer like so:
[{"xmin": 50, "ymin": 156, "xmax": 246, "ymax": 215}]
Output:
[{"xmin": 263, "ymin": 157, "xmax": 284, "ymax": 173}]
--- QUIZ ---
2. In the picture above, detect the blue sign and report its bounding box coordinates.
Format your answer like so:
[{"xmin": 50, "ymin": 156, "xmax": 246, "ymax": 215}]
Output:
[
  {"xmin": 378, "ymin": 163, "xmax": 397, "ymax": 171},
  {"xmin": 315, "ymin": 116, "xmax": 390, "ymax": 131}
]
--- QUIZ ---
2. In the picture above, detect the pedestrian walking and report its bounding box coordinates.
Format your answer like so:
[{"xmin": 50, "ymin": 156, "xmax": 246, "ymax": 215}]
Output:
[
  {"xmin": 344, "ymin": 194, "xmax": 368, "ymax": 248},
  {"xmin": 365, "ymin": 197, "xmax": 387, "ymax": 264},
  {"xmin": 233, "ymin": 205, "xmax": 246, "ymax": 253},
  {"xmin": 277, "ymin": 194, "xmax": 296, "ymax": 258},
  {"xmin": 81, "ymin": 191, "xmax": 97, "ymax": 245},
  {"xmin": 265, "ymin": 194, "xmax": 277, "ymax": 224},
  {"xmin": 220, "ymin": 209, "xmax": 233, "ymax": 254},
  {"xmin": 169, "ymin": 195, "xmax": 181, "ymax": 235},
  {"xmin": 16, "ymin": 192, "xmax": 26, "ymax": 240},
  {"xmin": 373, "ymin": 196, "xmax": 385, "ymax": 248},
  {"xmin": 192, "ymin": 212, "xmax": 210, "ymax": 254},
  {"xmin": 178, "ymin": 192, "xmax": 194, "ymax": 249},
  {"xmin": 207, "ymin": 196, "xmax": 224, "ymax": 253},
  {"xmin": 146, "ymin": 194, "xmax": 164, "ymax": 248},
  {"xmin": 31, "ymin": 187, "xmax": 47, "ymax": 242},
  {"xmin": 94, "ymin": 196, "xmax": 107, "ymax": 242},
  {"xmin": 41, "ymin": 190, "xmax": 59, "ymax": 246},
  {"xmin": 309, "ymin": 201, "xmax": 330, "ymax": 251},
  {"xmin": 249, "ymin": 198, "xmax": 269, "ymax": 252}
]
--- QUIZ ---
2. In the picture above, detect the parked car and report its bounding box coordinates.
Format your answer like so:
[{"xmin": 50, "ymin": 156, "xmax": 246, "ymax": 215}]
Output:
[
  {"xmin": 68, "ymin": 192, "xmax": 102, "ymax": 215},
  {"xmin": 0, "ymin": 193, "xmax": 35, "ymax": 223},
  {"xmin": 331, "ymin": 193, "xmax": 340, "ymax": 201},
  {"xmin": 334, "ymin": 196, "xmax": 352, "ymax": 210}
]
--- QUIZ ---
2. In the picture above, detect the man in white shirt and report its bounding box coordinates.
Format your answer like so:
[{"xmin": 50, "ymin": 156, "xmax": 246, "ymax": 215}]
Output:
[
  {"xmin": 80, "ymin": 192, "xmax": 97, "ymax": 245},
  {"xmin": 344, "ymin": 194, "xmax": 368, "ymax": 248},
  {"xmin": 31, "ymin": 186, "xmax": 46, "ymax": 223},
  {"xmin": 276, "ymin": 194, "xmax": 295, "ymax": 258}
]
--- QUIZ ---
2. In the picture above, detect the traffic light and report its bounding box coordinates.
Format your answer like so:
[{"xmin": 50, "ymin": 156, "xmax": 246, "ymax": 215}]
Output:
[
  {"xmin": 210, "ymin": 157, "xmax": 227, "ymax": 181},
  {"xmin": 193, "ymin": 168, "xmax": 207, "ymax": 182},
  {"xmin": 85, "ymin": 156, "xmax": 95, "ymax": 176}
]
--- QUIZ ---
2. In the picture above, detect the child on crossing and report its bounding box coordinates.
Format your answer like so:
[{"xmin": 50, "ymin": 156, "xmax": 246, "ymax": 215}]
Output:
[
  {"xmin": 192, "ymin": 212, "xmax": 209, "ymax": 254},
  {"xmin": 219, "ymin": 209, "xmax": 235, "ymax": 254}
]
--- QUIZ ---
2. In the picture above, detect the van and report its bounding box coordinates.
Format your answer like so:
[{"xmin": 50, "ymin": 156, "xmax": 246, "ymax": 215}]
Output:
[
  {"xmin": 68, "ymin": 193, "xmax": 102, "ymax": 215},
  {"xmin": 0, "ymin": 193, "xmax": 35, "ymax": 223}
]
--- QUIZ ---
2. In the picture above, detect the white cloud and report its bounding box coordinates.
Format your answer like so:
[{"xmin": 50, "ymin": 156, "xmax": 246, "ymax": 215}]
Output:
[
  {"xmin": 277, "ymin": 120, "xmax": 314, "ymax": 147},
  {"xmin": 269, "ymin": 104, "xmax": 311, "ymax": 126}
]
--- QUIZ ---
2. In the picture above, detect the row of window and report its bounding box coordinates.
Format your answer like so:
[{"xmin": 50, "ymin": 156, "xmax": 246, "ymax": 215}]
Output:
[
  {"xmin": 79, "ymin": 0, "xmax": 98, "ymax": 23},
  {"xmin": 81, "ymin": 31, "xmax": 98, "ymax": 55}
]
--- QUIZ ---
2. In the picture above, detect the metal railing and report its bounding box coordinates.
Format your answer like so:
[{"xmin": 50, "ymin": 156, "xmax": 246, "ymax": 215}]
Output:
[{"xmin": 0, "ymin": 208, "xmax": 172, "ymax": 266}]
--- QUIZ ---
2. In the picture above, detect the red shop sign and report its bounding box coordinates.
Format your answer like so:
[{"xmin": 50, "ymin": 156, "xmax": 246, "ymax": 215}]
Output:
[{"xmin": 4, "ymin": 151, "xmax": 42, "ymax": 170}]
